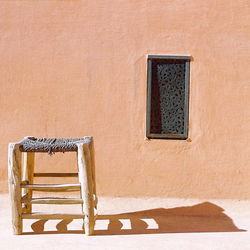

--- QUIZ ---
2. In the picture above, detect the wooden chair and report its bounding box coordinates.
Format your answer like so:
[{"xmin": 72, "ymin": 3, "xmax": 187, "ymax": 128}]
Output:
[{"xmin": 8, "ymin": 136, "xmax": 97, "ymax": 235}]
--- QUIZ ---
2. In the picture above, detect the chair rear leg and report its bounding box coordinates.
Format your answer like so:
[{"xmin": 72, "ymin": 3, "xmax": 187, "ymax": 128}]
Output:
[{"xmin": 22, "ymin": 152, "xmax": 35, "ymax": 213}]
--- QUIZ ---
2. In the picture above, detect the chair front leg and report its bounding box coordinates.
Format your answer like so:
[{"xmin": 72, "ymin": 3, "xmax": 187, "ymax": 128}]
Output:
[
  {"xmin": 8, "ymin": 143, "xmax": 23, "ymax": 235},
  {"xmin": 77, "ymin": 142, "xmax": 95, "ymax": 236}
]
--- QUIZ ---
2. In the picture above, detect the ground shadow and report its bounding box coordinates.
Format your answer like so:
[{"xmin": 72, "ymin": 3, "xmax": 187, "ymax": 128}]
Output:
[
  {"xmin": 23, "ymin": 202, "xmax": 246, "ymax": 235},
  {"xmin": 23, "ymin": 218, "xmax": 84, "ymax": 235},
  {"xmin": 95, "ymin": 202, "xmax": 246, "ymax": 235}
]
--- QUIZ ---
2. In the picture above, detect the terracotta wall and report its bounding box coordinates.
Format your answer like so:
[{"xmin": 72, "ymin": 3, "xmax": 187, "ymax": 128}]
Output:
[{"xmin": 1, "ymin": 0, "xmax": 250, "ymax": 199}]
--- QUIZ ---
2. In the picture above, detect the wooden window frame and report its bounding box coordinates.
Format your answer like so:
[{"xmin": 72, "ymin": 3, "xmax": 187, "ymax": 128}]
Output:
[{"xmin": 146, "ymin": 55, "xmax": 191, "ymax": 140}]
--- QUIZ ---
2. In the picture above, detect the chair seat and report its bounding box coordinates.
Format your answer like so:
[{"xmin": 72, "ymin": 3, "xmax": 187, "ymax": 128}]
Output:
[
  {"xmin": 9, "ymin": 136, "xmax": 96, "ymax": 235},
  {"xmin": 19, "ymin": 136, "xmax": 91, "ymax": 154}
]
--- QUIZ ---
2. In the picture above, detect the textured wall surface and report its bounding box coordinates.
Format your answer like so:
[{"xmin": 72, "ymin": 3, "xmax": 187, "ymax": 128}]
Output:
[{"xmin": 1, "ymin": 0, "xmax": 250, "ymax": 199}]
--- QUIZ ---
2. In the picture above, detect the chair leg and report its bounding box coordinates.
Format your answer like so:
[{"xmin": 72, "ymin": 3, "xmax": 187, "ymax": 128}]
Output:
[
  {"xmin": 8, "ymin": 143, "xmax": 23, "ymax": 235},
  {"xmin": 22, "ymin": 152, "xmax": 35, "ymax": 213},
  {"xmin": 77, "ymin": 141, "xmax": 95, "ymax": 236},
  {"xmin": 88, "ymin": 139, "xmax": 98, "ymax": 211}
]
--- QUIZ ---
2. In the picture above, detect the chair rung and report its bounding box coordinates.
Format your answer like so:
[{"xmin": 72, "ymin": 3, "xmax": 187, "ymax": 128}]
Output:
[
  {"xmin": 22, "ymin": 213, "xmax": 84, "ymax": 219},
  {"xmin": 22, "ymin": 197, "xmax": 83, "ymax": 205},
  {"xmin": 34, "ymin": 173, "xmax": 78, "ymax": 177},
  {"xmin": 20, "ymin": 184, "xmax": 81, "ymax": 192},
  {"xmin": 21, "ymin": 180, "xmax": 29, "ymax": 185}
]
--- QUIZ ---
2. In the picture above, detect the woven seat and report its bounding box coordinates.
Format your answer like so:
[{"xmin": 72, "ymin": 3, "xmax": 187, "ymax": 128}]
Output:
[{"xmin": 19, "ymin": 136, "xmax": 92, "ymax": 154}]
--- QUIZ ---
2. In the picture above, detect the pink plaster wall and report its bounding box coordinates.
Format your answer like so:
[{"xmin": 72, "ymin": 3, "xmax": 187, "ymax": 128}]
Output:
[{"xmin": 1, "ymin": 0, "xmax": 250, "ymax": 199}]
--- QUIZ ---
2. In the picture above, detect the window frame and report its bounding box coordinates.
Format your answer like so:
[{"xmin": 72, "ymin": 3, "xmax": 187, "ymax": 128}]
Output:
[{"xmin": 146, "ymin": 55, "xmax": 191, "ymax": 140}]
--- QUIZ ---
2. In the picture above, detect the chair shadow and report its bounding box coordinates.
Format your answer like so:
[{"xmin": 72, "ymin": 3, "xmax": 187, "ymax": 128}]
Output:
[
  {"xmin": 22, "ymin": 218, "xmax": 84, "ymax": 235},
  {"xmin": 23, "ymin": 202, "xmax": 246, "ymax": 235}
]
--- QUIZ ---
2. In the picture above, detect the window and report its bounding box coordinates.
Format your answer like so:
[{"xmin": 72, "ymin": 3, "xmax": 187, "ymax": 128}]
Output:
[{"xmin": 146, "ymin": 55, "xmax": 191, "ymax": 139}]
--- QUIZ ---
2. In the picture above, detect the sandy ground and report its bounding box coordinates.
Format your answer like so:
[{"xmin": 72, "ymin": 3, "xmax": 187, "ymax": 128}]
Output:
[{"xmin": 1, "ymin": 194, "xmax": 250, "ymax": 250}]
